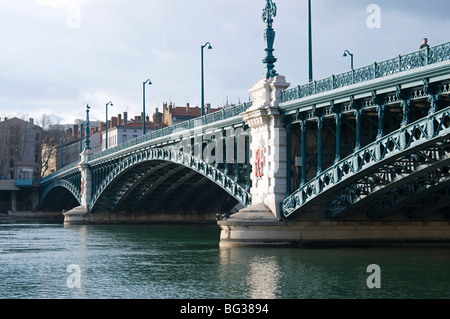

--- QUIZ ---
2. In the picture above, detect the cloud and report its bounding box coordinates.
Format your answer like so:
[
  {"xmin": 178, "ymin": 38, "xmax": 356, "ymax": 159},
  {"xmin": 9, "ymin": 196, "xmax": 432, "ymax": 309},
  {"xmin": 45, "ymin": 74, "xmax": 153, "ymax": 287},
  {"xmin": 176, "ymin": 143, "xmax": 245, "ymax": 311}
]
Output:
[
  {"xmin": 0, "ymin": 0, "xmax": 449, "ymax": 125},
  {"xmin": 34, "ymin": 0, "xmax": 84, "ymax": 8}
]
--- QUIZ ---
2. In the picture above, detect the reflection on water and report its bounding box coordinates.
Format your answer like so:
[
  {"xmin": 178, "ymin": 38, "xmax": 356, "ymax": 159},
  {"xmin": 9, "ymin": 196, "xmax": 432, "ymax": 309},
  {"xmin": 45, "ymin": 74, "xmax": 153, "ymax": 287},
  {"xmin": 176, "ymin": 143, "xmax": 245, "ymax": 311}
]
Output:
[
  {"xmin": 219, "ymin": 249, "xmax": 281, "ymax": 299},
  {"xmin": 247, "ymin": 256, "xmax": 280, "ymax": 299},
  {"xmin": 1, "ymin": 222, "xmax": 450, "ymax": 299}
]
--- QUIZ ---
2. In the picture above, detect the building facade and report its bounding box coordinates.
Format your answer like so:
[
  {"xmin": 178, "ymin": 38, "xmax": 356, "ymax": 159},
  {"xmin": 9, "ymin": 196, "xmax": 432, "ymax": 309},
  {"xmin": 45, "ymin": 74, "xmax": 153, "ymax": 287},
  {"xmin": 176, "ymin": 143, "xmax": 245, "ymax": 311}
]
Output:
[{"xmin": 0, "ymin": 117, "xmax": 42, "ymax": 212}]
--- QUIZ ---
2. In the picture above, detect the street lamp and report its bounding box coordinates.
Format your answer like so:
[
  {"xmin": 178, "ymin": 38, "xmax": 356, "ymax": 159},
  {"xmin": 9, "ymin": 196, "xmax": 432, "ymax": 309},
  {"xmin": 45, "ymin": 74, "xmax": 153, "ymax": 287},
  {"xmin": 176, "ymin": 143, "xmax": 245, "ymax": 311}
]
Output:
[
  {"xmin": 343, "ymin": 50, "xmax": 354, "ymax": 70},
  {"xmin": 106, "ymin": 101, "xmax": 113, "ymax": 150},
  {"xmin": 143, "ymin": 79, "xmax": 152, "ymax": 135},
  {"xmin": 201, "ymin": 42, "xmax": 212, "ymax": 117},
  {"xmin": 308, "ymin": 0, "xmax": 313, "ymax": 82}
]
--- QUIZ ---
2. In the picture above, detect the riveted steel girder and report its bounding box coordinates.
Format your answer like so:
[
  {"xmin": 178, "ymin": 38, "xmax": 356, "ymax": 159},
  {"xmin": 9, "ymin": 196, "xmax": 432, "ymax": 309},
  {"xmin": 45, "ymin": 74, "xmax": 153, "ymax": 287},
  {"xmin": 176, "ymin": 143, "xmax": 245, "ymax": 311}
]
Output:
[{"xmin": 282, "ymin": 105, "xmax": 450, "ymax": 219}]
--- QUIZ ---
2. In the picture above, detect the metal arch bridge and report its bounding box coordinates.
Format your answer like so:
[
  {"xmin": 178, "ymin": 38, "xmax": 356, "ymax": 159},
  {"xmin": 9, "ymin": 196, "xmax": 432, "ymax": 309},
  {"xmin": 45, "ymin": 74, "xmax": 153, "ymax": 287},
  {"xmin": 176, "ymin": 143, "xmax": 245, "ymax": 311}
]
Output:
[
  {"xmin": 280, "ymin": 41, "xmax": 450, "ymax": 220},
  {"xmin": 39, "ymin": 40, "xmax": 450, "ymax": 222},
  {"xmin": 39, "ymin": 103, "xmax": 253, "ymax": 215}
]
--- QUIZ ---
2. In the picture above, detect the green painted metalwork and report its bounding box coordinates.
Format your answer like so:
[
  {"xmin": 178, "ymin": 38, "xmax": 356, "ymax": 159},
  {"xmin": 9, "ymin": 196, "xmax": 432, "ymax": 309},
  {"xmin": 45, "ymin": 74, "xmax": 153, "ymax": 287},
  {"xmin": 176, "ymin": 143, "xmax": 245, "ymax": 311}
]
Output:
[
  {"xmin": 143, "ymin": 80, "xmax": 151, "ymax": 135},
  {"xmin": 85, "ymin": 104, "xmax": 91, "ymax": 150},
  {"xmin": 39, "ymin": 100, "xmax": 253, "ymax": 214},
  {"xmin": 262, "ymin": 0, "xmax": 278, "ymax": 78},
  {"xmin": 334, "ymin": 113, "xmax": 342, "ymax": 163},
  {"xmin": 89, "ymin": 148, "xmax": 252, "ymax": 212},
  {"xmin": 105, "ymin": 101, "xmax": 113, "ymax": 150},
  {"xmin": 300, "ymin": 119, "xmax": 307, "ymax": 186},
  {"xmin": 316, "ymin": 117, "xmax": 323, "ymax": 174},
  {"xmin": 354, "ymin": 108, "xmax": 362, "ymax": 151},
  {"xmin": 39, "ymin": 175, "xmax": 82, "ymax": 207},
  {"xmin": 281, "ymin": 41, "xmax": 450, "ymax": 103},
  {"xmin": 308, "ymin": 0, "xmax": 313, "ymax": 82},
  {"xmin": 201, "ymin": 43, "xmax": 212, "ymax": 116},
  {"xmin": 89, "ymin": 102, "xmax": 252, "ymax": 162},
  {"xmin": 343, "ymin": 50, "xmax": 354, "ymax": 70},
  {"xmin": 282, "ymin": 105, "xmax": 450, "ymax": 218},
  {"xmin": 286, "ymin": 121, "xmax": 292, "ymax": 195}
]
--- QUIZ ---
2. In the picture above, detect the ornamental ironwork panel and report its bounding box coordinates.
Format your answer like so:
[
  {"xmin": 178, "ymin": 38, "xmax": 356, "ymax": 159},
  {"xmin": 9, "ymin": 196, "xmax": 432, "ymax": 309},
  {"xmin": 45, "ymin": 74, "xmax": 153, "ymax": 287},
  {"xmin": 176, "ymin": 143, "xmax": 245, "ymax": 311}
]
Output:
[
  {"xmin": 282, "ymin": 105, "xmax": 450, "ymax": 218},
  {"xmin": 282, "ymin": 41, "xmax": 450, "ymax": 103}
]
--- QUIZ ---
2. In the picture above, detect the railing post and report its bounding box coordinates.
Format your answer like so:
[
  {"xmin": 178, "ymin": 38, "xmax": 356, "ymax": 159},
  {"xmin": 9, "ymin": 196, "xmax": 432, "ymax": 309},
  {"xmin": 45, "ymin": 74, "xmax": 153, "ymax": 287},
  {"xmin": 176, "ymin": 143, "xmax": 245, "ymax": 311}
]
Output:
[
  {"xmin": 399, "ymin": 128, "xmax": 407, "ymax": 150},
  {"xmin": 354, "ymin": 108, "xmax": 362, "ymax": 152},
  {"xmin": 317, "ymin": 117, "xmax": 324, "ymax": 175},
  {"xmin": 234, "ymin": 131, "xmax": 241, "ymax": 183},
  {"xmin": 427, "ymin": 96, "xmax": 437, "ymax": 138},
  {"xmin": 335, "ymin": 113, "xmax": 342, "ymax": 163},
  {"xmin": 300, "ymin": 120, "xmax": 307, "ymax": 186},
  {"xmin": 377, "ymin": 104, "xmax": 385, "ymax": 140},
  {"xmin": 286, "ymin": 121, "xmax": 292, "ymax": 196},
  {"xmin": 376, "ymin": 104, "xmax": 385, "ymax": 160}
]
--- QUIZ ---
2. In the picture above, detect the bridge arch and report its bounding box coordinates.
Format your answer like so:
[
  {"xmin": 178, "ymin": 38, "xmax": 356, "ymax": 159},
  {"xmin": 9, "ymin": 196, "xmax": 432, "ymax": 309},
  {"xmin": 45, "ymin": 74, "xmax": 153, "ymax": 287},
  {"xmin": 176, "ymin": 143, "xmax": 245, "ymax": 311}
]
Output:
[
  {"xmin": 282, "ymin": 106, "xmax": 450, "ymax": 219},
  {"xmin": 89, "ymin": 148, "xmax": 252, "ymax": 214},
  {"xmin": 39, "ymin": 180, "xmax": 82, "ymax": 211}
]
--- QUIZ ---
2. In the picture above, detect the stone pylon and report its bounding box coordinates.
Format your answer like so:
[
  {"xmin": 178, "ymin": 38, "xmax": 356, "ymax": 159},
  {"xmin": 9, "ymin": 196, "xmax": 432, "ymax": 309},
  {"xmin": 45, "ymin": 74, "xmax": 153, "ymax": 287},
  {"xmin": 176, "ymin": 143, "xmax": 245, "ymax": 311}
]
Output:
[
  {"xmin": 218, "ymin": 75, "xmax": 291, "ymax": 247},
  {"xmin": 79, "ymin": 148, "xmax": 93, "ymax": 210},
  {"xmin": 241, "ymin": 75, "xmax": 290, "ymax": 218},
  {"xmin": 63, "ymin": 148, "xmax": 93, "ymax": 224}
]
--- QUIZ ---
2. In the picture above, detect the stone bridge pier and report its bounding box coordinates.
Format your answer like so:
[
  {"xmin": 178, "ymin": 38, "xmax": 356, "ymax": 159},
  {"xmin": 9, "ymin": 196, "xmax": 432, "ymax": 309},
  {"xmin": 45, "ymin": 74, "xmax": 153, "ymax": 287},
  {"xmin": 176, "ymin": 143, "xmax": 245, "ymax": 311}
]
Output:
[
  {"xmin": 218, "ymin": 75, "xmax": 300, "ymax": 247},
  {"xmin": 218, "ymin": 70, "xmax": 450, "ymax": 247}
]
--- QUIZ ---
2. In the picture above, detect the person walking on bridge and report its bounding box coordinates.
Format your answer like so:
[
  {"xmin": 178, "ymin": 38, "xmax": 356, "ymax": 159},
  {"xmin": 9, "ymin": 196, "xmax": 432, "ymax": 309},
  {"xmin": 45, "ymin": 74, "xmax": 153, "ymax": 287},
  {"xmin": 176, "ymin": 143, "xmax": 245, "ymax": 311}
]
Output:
[{"xmin": 420, "ymin": 38, "xmax": 430, "ymax": 49}]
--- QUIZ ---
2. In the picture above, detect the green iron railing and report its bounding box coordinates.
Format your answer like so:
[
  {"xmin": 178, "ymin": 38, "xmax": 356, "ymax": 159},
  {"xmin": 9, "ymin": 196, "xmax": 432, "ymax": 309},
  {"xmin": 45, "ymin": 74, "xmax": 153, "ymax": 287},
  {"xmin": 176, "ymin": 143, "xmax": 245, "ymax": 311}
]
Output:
[
  {"xmin": 281, "ymin": 41, "xmax": 450, "ymax": 103},
  {"xmin": 89, "ymin": 102, "xmax": 252, "ymax": 162},
  {"xmin": 41, "ymin": 102, "xmax": 252, "ymax": 183}
]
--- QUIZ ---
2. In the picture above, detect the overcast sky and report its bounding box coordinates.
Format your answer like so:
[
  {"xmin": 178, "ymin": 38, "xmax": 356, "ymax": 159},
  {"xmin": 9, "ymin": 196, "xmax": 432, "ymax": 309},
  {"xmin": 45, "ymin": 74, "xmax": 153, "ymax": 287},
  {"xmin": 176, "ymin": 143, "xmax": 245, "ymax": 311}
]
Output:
[{"xmin": 0, "ymin": 0, "xmax": 449, "ymax": 125}]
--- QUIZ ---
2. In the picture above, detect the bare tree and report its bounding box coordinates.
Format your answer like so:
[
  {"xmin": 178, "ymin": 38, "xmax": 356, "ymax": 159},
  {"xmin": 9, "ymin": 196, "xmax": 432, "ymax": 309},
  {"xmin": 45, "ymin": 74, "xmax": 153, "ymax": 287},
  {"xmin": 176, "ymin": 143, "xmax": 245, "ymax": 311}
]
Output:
[{"xmin": 39, "ymin": 116, "xmax": 65, "ymax": 178}]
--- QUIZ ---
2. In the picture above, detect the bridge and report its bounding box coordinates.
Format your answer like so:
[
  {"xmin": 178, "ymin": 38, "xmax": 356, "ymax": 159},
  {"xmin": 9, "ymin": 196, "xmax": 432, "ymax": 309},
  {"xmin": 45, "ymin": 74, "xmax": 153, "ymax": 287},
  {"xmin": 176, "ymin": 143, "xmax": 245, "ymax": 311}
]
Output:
[
  {"xmin": 39, "ymin": 103, "xmax": 253, "ymax": 223},
  {"xmin": 39, "ymin": 2, "xmax": 450, "ymax": 247}
]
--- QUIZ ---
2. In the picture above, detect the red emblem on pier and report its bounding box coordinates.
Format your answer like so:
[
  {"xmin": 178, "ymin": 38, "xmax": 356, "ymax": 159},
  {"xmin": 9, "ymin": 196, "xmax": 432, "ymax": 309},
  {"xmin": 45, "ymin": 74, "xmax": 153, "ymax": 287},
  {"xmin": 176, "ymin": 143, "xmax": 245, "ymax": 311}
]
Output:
[{"xmin": 255, "ymin": 147, "xmax": 266, "ymax": 178}]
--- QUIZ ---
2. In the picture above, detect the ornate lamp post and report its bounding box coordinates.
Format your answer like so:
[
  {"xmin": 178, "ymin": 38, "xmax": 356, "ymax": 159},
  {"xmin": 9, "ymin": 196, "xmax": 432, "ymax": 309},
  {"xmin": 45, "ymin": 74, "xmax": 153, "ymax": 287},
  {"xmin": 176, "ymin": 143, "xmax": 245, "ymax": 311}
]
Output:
[
  {"xmin": 262, "ymin": 0, "xmax": 278, "ymax": 79},
  {"xmin": 201, "ymin": 42, "xmax": 212, "ymax": 116},
  {"xmin": 143, "ymin": 79, "xmax": 152, "ymax": 135},
  {"xmin": 105, "ymin": 101, "xmax": 113, "ymax": 150},
  {"xmin": 343, "ymin": 50, "xmax": 354, "ymax": 70}
]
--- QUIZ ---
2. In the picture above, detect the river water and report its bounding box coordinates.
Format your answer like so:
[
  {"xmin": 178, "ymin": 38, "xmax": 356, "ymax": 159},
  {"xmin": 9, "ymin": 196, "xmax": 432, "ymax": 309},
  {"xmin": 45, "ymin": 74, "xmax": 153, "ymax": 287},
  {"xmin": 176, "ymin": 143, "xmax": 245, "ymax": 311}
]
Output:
[{"xmin": 0, "ymin": 220, "xmax": 449, "ymax": 299}]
